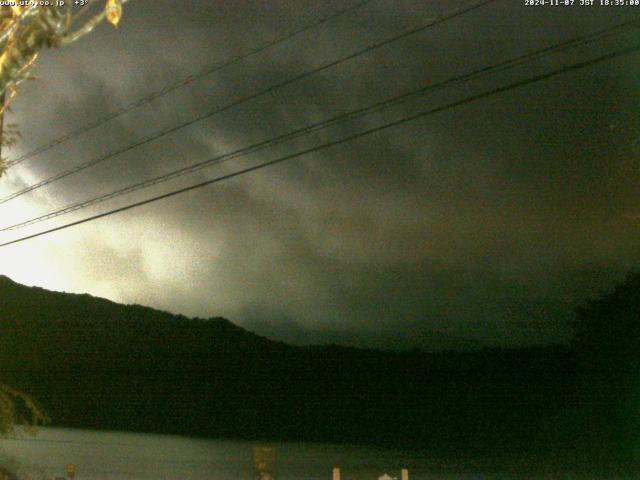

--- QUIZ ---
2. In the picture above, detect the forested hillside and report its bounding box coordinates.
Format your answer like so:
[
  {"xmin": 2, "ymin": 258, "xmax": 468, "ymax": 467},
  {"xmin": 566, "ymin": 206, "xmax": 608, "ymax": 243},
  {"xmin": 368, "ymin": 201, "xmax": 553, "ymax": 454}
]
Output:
[{"xmin": 2, "ymin": 273, "xmax": 633, "ymax": 467}]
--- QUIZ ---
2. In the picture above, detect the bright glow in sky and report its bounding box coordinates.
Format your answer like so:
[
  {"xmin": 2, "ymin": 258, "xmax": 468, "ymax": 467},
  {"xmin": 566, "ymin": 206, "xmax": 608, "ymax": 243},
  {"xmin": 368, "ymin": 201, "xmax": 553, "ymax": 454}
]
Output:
[{"xmin": 0, "ymin": 0, "xmax": 637, "ymax": 350}]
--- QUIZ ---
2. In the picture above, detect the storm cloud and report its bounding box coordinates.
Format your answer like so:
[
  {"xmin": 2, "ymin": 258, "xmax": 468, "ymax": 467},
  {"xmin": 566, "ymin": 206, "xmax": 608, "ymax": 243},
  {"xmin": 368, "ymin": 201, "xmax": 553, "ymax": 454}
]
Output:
[{"xmin": 0, "ymin": 0, "xmax": 638, "ymax": 350}]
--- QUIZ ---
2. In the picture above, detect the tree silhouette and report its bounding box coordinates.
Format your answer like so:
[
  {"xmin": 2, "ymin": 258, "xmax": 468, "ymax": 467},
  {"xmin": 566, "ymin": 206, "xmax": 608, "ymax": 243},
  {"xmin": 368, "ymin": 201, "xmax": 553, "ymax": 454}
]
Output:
[{"xmin": 572, "ymin": 271, "xmax": 640, "ymax": 458}]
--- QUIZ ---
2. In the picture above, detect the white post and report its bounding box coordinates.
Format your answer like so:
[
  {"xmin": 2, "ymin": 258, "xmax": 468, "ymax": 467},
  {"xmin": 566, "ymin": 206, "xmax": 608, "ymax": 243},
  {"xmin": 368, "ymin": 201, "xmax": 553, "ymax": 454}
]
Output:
[
  {"xmin": 401, "ymin": 468, "xmax": 409, "ymax": 480},
  {"xmin": 332, "ymin": 467, "xmax": 340, "ymax": 480}
]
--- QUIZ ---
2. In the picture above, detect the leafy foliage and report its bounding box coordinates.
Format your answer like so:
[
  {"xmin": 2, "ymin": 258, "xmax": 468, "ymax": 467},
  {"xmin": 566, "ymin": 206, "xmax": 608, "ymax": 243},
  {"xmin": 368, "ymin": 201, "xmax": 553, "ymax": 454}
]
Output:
[
  {"xmin": 0, "ymin": 383, "xmax": 48, "ymax": 435},
  {"xmin": 0, "ymin": 1, "xmax": 127, "ymax": 176}
]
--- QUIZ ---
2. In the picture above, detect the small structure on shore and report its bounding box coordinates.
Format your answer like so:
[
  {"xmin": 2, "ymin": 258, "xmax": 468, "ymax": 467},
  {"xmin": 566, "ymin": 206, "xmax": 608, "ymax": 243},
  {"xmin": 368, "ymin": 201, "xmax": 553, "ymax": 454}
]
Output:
[
  {"xmin": 332, "ymin": 467, "xmax": 408, "ymax": 479},
  {"xmin": 253, "ymin": 446, "xmax": 276, "ymax": 480}
]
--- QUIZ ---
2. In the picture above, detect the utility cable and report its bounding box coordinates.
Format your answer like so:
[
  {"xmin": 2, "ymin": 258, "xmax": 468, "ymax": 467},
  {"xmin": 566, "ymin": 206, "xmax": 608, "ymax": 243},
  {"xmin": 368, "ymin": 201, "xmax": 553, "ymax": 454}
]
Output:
[
  {"xmin": 1, "ymin": 43, "xmax": 637, "ymax": 248},
  {"xmin": 2, "ymin": 18, "xmax": 637, "ymax": 232},
  {"xmin": 0, "ymin": 0, "xmax": 496, "ymax": 204},
  {"xmin": 3, "ymin": 0, "xmax": 377, "ymax": 169}
]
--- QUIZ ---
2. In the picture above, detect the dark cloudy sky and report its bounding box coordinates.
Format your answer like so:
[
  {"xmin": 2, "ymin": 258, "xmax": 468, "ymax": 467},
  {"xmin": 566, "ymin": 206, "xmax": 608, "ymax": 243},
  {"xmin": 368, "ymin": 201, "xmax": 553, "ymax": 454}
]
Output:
[{"xmin": 0, "ymin": 0, "xmax": 638, "ymax": 350}]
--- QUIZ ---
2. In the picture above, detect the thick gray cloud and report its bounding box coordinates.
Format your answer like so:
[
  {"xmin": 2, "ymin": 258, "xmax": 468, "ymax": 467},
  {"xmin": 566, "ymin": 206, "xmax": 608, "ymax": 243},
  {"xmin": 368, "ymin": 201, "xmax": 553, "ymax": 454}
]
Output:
[{"xmin": 0, "ymin": 0, "xmax": 638, "ymax": 350}]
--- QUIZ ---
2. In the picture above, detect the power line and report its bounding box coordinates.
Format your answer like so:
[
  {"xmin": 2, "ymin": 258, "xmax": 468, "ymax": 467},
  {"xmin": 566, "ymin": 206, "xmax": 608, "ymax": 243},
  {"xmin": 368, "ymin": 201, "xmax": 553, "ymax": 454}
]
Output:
[
  {"xmin": 0, "ymin": 0, "xmax": 496, "ymax": 205},
  {"xmin": 3, "ymin": 18, "xmax": 637, "ymax": 232},
  {"xmin": 1, "ymin": 43, "xmax": 637, "ymax": 249},
  {"xmin": 3, "ymin": 0, "xmax": 377, "ymax": 169}
]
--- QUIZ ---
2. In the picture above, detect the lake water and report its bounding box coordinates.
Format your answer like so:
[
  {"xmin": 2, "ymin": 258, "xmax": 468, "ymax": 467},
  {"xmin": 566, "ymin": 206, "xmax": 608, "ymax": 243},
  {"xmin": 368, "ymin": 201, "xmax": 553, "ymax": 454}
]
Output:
[{"xmin": 0, "ymin": 428, "xmax": 625, "ymax": 479}]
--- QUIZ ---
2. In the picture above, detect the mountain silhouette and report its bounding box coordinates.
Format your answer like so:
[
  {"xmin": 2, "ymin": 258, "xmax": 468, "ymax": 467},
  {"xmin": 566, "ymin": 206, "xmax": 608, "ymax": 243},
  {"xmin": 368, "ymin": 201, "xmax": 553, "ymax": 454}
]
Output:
[{"xmin": 0, "ymin": 275, "xmax": 578, "ymax": 459}]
